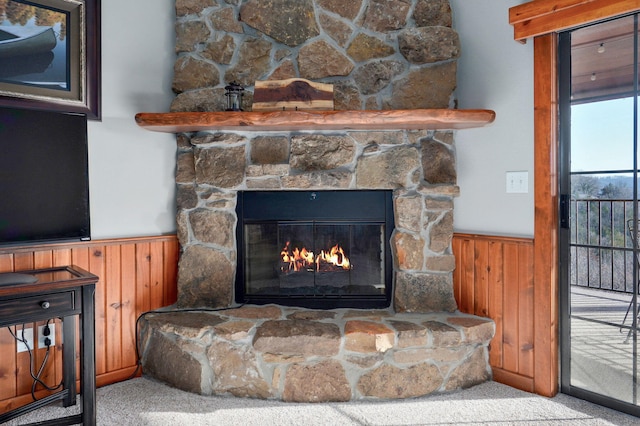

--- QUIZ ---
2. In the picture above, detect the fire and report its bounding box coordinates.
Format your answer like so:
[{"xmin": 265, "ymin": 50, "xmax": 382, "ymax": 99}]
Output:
[
  {"xmin": 280, "ymin": 241, "xmax": 352, "ymax": 273},
  {"xmin": 317, "ymin": 244, "xmax": 351, "ymax": 269}
]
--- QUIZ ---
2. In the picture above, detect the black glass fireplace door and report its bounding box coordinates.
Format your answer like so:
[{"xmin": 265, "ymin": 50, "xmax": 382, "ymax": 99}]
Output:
[{"xmin": 236, "ymin": 191, "xmax": 393, "ymax": 309}]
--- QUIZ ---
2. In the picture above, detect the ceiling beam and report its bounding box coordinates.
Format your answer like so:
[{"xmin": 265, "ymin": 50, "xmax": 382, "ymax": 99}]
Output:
[{"xmin": 509, "ymin": 0, "xmax": 640, "ymax": 41}]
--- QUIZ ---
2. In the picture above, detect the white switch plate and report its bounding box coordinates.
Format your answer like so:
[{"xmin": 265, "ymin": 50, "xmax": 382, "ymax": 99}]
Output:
[
  {"xmin": 16, "ymin": 328, "xmax": 34, "ymax": 353},
  {"xmin": 506, "ymin": 171, "xmax": 529, "ymax": 193}
]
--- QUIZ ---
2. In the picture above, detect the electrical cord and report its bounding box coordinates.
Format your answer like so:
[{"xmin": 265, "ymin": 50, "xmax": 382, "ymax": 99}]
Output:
[
  {"xmin": 8, "ymin": 320, "xmax": 62, "ymax": 401},
  {"xmin": 30, "ymin": 320, "xmax": 60, "ymax": 395},
  {"xmin": 126, "ymin": 304, "xmax": 246, "ymax": 381},
  {"xmin": 8, "ymin": 306, "xmax": 246, "ymax": 391}
]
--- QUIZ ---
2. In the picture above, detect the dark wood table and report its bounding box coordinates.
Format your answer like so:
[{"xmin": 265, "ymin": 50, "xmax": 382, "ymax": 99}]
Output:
[{"xmin": 0, "ymin": 266, "xmax": 98, "ymax": 425}]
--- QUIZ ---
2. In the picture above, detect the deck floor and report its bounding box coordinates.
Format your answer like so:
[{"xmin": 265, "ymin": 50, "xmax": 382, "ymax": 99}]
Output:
[{"xmin": 569, "ymin": 286, "xmax": 640, "ymax": 404}]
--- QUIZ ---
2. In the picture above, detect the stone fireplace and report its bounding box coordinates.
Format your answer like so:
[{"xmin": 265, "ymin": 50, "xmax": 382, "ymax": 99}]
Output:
[{"xmin": 139, "ymin": 0, "xmax": 496, "ymax": 402}]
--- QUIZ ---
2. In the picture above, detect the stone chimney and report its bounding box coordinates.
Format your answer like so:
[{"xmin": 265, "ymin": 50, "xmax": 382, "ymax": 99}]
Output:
[{"xmin": 172, "ymin": 0, "xmax": 459, "ymax": 112}]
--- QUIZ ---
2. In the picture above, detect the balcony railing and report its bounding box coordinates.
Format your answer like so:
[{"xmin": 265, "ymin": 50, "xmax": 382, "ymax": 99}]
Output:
[{"xmin": 571, "ymin": 198, "xmax": 637, "ymax": 293}]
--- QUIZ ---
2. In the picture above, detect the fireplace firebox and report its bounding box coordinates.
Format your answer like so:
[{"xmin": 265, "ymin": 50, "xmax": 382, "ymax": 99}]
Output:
[{"xmin": 235, "ymin": 190, "xmax": 394, "ymax": 309}]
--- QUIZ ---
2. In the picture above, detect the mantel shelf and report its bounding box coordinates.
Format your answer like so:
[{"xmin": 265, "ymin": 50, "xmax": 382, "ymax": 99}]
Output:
[{"xmin": 134, "ymin": 109, "xmax": 496, "ymax": 133}]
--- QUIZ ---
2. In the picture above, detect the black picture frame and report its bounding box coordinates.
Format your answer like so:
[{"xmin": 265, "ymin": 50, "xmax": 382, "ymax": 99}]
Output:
[{"xmin": 0, "ymin": 0, "xmax": 101, "ymax": 119}]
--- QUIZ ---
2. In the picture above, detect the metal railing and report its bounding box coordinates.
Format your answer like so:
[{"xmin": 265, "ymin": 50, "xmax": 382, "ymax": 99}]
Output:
[{"xmin": 570, "ymin": 198, "xmax": 637, "ymax": 293}]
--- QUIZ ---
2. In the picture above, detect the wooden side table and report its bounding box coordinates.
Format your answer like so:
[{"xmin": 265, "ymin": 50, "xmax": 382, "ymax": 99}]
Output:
[{"xmin": 0, "ymin": 266, "xmax": 98, "ymax": 425}]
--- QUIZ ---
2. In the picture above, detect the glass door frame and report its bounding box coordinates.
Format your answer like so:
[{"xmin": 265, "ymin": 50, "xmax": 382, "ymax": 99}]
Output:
[{"xmin": 558, "ymin": 15, "xmax": 640, "ymax": 416}]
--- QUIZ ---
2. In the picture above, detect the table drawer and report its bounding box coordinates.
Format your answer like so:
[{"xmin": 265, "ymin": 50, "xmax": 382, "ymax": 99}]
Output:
[{"xmin": 0, "ymin": 291, "xmax": 76, "ymax": 324}]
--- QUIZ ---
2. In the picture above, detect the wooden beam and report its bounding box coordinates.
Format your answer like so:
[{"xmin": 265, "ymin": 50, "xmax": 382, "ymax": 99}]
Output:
[
  {"xmin": 510, "ymin": 0, "xmax": 599, "ymax": 25},
  {"xmin": 509, "ymin": 0, "xmax": 640, "ymax": 41},
  {"xmin": 134, "ymin": 109, "xmax": 496, "ymax": 133}
]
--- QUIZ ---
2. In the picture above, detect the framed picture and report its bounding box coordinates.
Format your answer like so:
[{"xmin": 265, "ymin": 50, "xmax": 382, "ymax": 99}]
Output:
[{"xmin": 0, "ymin": 0, "xmax": 101, "ymax": 119}]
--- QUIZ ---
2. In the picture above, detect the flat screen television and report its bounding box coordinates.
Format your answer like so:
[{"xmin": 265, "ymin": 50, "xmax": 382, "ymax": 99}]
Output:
[{"xmin": 0, "ymin": 106, "xmax": 90, "ymax": 246}]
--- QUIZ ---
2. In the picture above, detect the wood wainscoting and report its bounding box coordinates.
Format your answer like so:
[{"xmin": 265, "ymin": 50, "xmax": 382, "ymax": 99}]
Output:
[
  {"xmin": 0, "ymin": 235, "xmax": 178, "ymax": 414},
  {"xmin": 0, "ymin": 232, "xmax": 537, "ymax": 414},
  {"xmin": 453, "ymin": 233, "xmax": 536, "ymax": 392}
]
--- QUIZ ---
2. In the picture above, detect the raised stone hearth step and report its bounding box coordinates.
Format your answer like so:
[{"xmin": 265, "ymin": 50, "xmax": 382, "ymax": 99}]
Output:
[{"xmin": 140, "ymin": 305, "xmax": 495, "ymax": 402}]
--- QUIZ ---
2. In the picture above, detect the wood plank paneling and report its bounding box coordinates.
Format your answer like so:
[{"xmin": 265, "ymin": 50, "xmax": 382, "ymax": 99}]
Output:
[
  {"xmin": 503, "ymin": 242, "xmax": 520, "ymax": 373},
  {"xmin": 453, "ymin": 233, "xmax": 535, "ymax": 393},
  {"xmin": 475, "ymin": 240, "xmax": 490, "ymax": 317},
  {"xmin": 518, "ymin": 244, "xmax": 535, "ymax": 379},
  {"xmin": 121, "ymin": 244, "xmax": 138, "ymax": 368},
  {"xmin": 0, "ymin": 235, "xmax": 178, "ymax": 415},
  {"xmin": 89, "ymin": 246, "xmax": 107, "ymax": 376},
  {"xmin": 487, "ymin": 241, "xmax": 505, "ymax": 369}
]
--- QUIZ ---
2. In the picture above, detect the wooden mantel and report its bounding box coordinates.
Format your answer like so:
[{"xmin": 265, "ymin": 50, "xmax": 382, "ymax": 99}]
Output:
[{"xmin": 134, "ymin": 109, "xmax": 495, "ymax": 133}]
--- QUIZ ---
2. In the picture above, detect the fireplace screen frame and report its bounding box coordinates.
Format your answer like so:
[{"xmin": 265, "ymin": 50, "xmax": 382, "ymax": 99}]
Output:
[{"xmin": 235, "ymin": 190, "xmax": 394, "ymax": 309}]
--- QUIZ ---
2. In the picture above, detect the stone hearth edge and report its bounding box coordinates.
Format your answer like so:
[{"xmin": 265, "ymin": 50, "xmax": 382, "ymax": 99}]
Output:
[{"xmin": 140, "ymin": 304, "xmax": 494, "ymax": 402}]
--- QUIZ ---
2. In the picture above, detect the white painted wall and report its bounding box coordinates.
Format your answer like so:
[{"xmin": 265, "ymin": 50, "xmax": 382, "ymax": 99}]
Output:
[
  {"xmin": 450, "ymin": 0, "xmax": 535, "ymax": 237},
  {"xmin": 86, "ymin": 0, "xmax": 176, "ymax": 239},
  {"xmin": 88, "ymin": 0, "xmax": 535, "ymax": 240}
]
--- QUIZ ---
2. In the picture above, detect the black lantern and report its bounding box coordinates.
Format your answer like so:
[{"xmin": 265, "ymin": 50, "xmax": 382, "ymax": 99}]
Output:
[{"xmin": 225, "ymin": 82, "xmax": 244, "ymax": 111}]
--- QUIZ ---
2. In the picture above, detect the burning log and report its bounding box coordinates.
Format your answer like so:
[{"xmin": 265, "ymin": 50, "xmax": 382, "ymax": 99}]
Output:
[{"xmin": 280, "ymin": 241, "xmax": 352, "ymax": 274}]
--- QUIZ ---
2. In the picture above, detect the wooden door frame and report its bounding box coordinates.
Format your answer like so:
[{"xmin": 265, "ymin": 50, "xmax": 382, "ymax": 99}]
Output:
[
  {"xmin": 532, "ymin": 33, "xmax": 559, "ymax": 397},
  {"xmin": 509, "ymin": 0, "xmax": 640, "ymax": 397}
]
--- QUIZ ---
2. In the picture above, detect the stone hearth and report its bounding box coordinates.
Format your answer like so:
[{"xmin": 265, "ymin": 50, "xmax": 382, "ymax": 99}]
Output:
[{"xmin": 140, "ymin": 305, "xmax": 494, "ymax": 401}]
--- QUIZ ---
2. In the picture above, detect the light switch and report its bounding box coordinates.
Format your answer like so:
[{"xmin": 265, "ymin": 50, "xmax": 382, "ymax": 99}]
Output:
[{"xmin": 506, "ymin": 171, "xmax": 528, "ymax": 193}]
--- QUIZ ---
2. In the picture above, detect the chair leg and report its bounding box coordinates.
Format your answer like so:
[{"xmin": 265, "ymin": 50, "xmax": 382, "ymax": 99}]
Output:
[
  {"xmin": 624, "ymin": 317, "xmax": 636, "ymax": 344},
  {"xmin": 621, "ymin": 298, "xmax": 634, "ymax": 327},
  {"xmin": 621, "ymin": 282, "xmax": 639, "ymax": 342},
  {"xmin": 622, "ymin": 294, "xmax": 638, "ymax": 344}
]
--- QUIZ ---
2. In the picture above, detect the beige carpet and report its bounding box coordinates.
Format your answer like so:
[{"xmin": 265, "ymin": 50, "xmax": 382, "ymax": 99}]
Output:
[{"xmin": 5, "ymin": 377, "xmax": 639, "ymax": 425}]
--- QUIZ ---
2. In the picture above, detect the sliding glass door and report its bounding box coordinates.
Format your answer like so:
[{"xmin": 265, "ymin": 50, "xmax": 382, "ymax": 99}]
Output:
[{"xmin": 559, "ymin": 14, "xmax": 640, "ymax": 416}]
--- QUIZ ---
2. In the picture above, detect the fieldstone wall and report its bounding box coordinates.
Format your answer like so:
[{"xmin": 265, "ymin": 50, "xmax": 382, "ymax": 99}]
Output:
[
  {"xmin": 172, "ymin": 0, "xmax": 463, "ymax": 313},
  {"xmin": 171, "ymin": 0, "xmax": 459, "ymax": 112}
]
